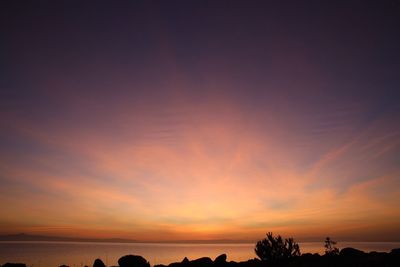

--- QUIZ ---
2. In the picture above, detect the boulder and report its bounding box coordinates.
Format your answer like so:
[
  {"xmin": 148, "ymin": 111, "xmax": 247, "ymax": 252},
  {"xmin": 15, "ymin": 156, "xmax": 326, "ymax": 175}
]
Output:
[
  {"xmin": 369, "ymin": 251, "xmax": 386, "ymax": 256},
  {"xmin": 93, "ymin": 259, "xmax": 106, "ymax": 267},
  {"xmin": 236, "ymin": 259, "xmax": 261, "ymax": 267},
  {"xmin": 339, "ymin": 247, "xmax": 365, "ymax": 257},
  {"xmin": 189, "ymin": 257, "xmax": 213, "ymax": 267},
  {"xmin": 391, "ymin": 248, "xmax": 400, "ymax": 255},
  {"xmin": 299, "ymin": 253, "xmax": 322, "ymax": 265},
  {"xmin": 118, "ymin": 255, "xmax": 150, "ymax": 267},
  {"xmin": 300, "ymin": 253, "xmax": 313, "ymax": 259},
  {"xmin": 167, "ymin": 262, "xmax": 182, "ymax": 267},
  {"xmin": 2, "ymin": 264, "xmax": 26, "ymax": 267},
  {"xmin": 214, "ymin": 254, "xmax": 227, "ymax": 265}
]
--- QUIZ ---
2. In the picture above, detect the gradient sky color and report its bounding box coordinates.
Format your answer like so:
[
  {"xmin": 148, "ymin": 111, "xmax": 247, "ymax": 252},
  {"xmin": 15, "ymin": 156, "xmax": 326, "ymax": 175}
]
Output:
[{"xmin": 1, "ymin": 1, "xmax": 400, "ymax": 242}]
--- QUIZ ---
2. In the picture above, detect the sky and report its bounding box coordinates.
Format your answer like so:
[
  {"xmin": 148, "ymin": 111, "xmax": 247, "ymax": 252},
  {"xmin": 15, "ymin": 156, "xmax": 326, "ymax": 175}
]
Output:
[{"xmin": 0, "ymin": 1, "xmax": 400, "ymax": 242}]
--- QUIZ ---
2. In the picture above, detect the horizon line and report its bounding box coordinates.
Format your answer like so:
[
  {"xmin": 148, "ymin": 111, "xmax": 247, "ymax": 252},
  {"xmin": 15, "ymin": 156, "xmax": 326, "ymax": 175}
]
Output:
[{"xmin": 1, "ymin": 233, "xmax": 400, "ymax": 244}]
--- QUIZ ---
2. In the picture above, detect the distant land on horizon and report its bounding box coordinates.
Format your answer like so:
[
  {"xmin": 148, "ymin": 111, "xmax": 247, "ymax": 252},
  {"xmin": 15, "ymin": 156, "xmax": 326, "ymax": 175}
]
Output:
[
  {"xmin": 0, "ymin": 233, "xmax": 256, "ymax": 244},
  {"xmin": 0, "ymin": 233, "xmax": 138, "ymax": 243},
  {"xmin": 2, "ymin": 233, "xmax": 400, "ymax": 244}
]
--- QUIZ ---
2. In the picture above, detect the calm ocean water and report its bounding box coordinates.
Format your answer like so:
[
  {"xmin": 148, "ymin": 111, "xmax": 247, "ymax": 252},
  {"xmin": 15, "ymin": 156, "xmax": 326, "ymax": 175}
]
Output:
[{"xmin": 1, "ymin": 241, "xmax": 400, "ymax": 267}]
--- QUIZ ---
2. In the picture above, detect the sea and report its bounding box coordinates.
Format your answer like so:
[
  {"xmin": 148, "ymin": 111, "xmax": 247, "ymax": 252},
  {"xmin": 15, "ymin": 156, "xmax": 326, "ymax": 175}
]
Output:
[{"xmin": 1, "ymin": 241, "xmax": 400, "ymax": 267}]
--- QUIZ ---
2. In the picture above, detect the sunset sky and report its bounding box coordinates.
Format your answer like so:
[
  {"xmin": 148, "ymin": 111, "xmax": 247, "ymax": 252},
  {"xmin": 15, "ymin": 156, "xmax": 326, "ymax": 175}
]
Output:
[{"xmin": 1, "ymin": 1, "xmax": 399, "ymax": 242}]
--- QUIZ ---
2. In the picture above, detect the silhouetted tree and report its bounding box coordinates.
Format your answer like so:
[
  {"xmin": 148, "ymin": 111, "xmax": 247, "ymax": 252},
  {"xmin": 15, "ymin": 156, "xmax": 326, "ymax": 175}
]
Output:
[
  {"xmin": 324, "ymin": 237, "xmax": 339, "ymax": 256},
  {"xmin": 255, "ymin": 232, "xmax": 300, "ymax": 263}
]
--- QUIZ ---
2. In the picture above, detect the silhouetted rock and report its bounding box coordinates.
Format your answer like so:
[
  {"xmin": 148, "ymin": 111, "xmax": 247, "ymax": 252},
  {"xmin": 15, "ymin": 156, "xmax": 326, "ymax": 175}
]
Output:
[
  {"xmin": 167, "ymin": 262, "xmax": 182, "ymax": 267},
  {"xmin": 166, "ymin": 258, "xmax": 191, "ymax": 267},
  {"xmin": 235, "ymin": 259, "xmax": 261, "ymax": 267},
  {"xmin": 118, "ymin": 255, "xmax": 150, "ymax": 267},
  {"xmin": 339, "ymin": 247, "xmax": 365, "ymax": 257},
  {"xmin": 93, "ymin": 259, "xmax": 106, "ymax": 267},
  {"xmin": 227, "ymin": 261, "xmax": 241, "ymax": 267},
  {"xmin": 391, "ymin": 248, "xmax": 400, "ymax": 255},
  {"xmin": 59, "ymin": 265, "xmax": 69, "ymax": 267},
  {"xmin": 96, "ymin": 250, "xmax": 400, "ymax": 267},
  {"xmin": 187, "ymin": 257, "xmax": 213, "ymax": 267},
  {"xmin": 296, "ymin": 253, "xmax": 324, "ymax": 266},
  {"xmin": 369, "ymin": 251, "xmax": 386, "ymax": 256},
  {"xmin": 2, "ymin": 264, "xmax": 26, "ymax": 267},
  {"xmin": 390, "ymin": 248, "xmax": 400, "ymax": 265},
  {"xmin": 177, "ymin": 250, "xmax": 400, "ymax": 267},
  {"xmin": 300, "ymin": 253, "xmax": 314, "ymax": 259},
  {"xmin": 214, "ymin": 254, "xmax": 227, "ymax": 266}
]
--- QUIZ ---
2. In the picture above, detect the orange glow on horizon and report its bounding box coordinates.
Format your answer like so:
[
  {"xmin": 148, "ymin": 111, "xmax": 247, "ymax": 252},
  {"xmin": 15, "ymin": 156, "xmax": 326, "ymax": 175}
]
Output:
[{"xmin": 1, "ymin": 98, "xmax": 399, "ymax": 242}]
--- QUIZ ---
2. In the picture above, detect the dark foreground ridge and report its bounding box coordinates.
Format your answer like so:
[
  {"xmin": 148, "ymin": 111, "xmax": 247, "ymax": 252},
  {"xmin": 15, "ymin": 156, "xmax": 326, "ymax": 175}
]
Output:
[{"xmin": 2, "ymin": 248, "xmax": 400, "ymax": 267}]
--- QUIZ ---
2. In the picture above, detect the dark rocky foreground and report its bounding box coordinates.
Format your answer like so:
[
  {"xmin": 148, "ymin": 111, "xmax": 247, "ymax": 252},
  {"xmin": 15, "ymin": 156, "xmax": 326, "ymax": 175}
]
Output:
[{"xmin": 2, "ymin": 248, "xmax": 400, "ymax": 267}]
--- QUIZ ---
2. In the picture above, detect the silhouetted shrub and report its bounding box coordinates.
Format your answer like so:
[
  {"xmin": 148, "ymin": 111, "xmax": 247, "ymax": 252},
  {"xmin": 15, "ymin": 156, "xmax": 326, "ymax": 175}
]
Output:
[
  {"xmin": 255, "ymin": 232, "xmax": 300, "ymax": 263},
  {"xmin": 324, "ymin": 237, "xmax": 339, "ymax": 256}
]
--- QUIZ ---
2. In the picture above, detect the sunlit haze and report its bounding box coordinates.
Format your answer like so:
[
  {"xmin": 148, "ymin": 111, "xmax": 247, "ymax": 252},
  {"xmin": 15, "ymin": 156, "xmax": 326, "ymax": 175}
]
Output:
[{"xmin": 1, "ymin": 1, "xmax": 399, "ymax": 242}]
